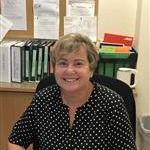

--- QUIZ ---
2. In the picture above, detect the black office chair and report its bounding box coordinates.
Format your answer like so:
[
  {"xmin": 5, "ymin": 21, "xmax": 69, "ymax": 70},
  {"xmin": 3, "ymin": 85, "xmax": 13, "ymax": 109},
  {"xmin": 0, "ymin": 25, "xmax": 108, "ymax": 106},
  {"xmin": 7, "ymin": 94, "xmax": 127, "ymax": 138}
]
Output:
[{"xmin": 35, "ymin": 73, "xmax": 136, "ymax": 139}]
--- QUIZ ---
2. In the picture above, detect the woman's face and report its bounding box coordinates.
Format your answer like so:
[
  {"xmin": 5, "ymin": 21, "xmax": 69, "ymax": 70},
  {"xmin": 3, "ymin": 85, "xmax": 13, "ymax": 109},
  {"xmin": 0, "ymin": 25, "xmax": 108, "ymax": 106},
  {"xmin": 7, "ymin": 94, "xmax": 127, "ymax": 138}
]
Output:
[{"xmin": 54, "ymin": 46, "xmax": 93, "ymax": 93}]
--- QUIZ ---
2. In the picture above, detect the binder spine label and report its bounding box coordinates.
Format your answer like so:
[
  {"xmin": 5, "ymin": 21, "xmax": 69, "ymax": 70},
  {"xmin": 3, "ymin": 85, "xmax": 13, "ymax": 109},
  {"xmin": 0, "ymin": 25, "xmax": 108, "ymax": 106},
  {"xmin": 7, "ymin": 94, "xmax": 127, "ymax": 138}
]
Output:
[
  {"xmin": 44, "ymin": 47, "xmax": 48, "ymax": 73},
  {"xmin": 25, "ymin": 51, "xmax": 30, "ymax": 78},
  {"xmin": 37, "ymin": 48, "xmax": 43, "ymax": 75}
]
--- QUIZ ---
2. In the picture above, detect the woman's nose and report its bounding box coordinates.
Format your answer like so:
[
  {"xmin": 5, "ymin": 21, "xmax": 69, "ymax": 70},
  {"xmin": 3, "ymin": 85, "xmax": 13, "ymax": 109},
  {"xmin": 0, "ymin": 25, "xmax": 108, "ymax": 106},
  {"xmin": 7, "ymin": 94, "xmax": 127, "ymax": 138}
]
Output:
[{"xmin": 66, "ymin": 64, "xmax": 75, "ymax": 73}]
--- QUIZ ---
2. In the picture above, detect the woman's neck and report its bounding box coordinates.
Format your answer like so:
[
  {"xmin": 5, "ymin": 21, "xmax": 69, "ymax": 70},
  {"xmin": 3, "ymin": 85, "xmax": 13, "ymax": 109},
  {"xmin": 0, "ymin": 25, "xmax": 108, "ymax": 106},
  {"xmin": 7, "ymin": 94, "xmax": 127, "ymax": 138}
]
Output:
[{"xmin": 61, "ymin": 82, "xmax": 93, "ymax": 108}]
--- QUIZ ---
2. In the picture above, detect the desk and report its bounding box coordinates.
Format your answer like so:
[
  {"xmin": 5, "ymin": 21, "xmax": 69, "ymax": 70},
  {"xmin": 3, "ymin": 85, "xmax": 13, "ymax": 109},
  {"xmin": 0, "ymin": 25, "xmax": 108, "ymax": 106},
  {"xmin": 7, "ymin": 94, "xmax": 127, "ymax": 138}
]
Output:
[{"xmin": 0, "ymin": 82, "xmax": 37, "ymax": 150}]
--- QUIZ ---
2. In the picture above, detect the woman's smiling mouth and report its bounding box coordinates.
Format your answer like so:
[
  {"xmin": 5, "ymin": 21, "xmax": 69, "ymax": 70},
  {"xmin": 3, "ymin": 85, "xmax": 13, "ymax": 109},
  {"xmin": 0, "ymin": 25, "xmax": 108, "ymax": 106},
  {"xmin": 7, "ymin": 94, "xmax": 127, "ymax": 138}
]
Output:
[{"xmin": 63, "ymin": 78, "xmax": 79, "ymax": 82}]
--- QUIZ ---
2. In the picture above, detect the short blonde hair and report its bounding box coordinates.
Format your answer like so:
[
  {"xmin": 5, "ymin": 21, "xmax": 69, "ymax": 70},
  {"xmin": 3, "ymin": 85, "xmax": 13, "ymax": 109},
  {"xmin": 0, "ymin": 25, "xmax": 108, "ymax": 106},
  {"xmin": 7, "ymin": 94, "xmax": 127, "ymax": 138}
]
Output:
[{"xmin": 52, "ymin": 33, "xmax": 99, "ymax": 71}]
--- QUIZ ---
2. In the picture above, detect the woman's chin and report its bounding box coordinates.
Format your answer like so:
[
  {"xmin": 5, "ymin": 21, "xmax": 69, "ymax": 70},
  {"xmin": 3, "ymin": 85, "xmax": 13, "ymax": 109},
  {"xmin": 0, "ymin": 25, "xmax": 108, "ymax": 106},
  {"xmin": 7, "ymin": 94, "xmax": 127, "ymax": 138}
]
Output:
[{"xmin": 61, "ymin": 83, "xmax": 80, "ymax": 92}]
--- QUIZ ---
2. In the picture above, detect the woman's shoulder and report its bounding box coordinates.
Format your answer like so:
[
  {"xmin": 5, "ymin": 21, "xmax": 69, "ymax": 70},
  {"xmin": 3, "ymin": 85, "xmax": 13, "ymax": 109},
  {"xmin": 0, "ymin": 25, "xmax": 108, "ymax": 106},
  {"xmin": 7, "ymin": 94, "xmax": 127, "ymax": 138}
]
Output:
[
  {"xmin": 33, "ymin": 85, "xmax": 60, "ymax": 104},
  {"xmin": 93, "ymin": 82, "xmax": 124, "ymax": 106},
  {"xmin": 94, "ymin": 82, "xmax": 118, "ymax": 95},
  {"xmin": 36, "ymin": 84, "xmax": 60, "ymax": 94},
  {"xmin": 92, "ymin": 82, "xmax": 127, "ymax": 118}
]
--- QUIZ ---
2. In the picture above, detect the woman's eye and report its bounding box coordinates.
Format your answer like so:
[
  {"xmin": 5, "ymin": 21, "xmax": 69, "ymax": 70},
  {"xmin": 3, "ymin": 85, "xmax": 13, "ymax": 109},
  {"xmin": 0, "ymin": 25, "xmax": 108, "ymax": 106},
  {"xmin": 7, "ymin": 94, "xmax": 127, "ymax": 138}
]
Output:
[
  {"xmin": 58, "ymin": 61, "xmax": 68, "ymax": 67},
  {"xmin": 75, "ymin": 62, "xmax": 84, "ymax": 67}
]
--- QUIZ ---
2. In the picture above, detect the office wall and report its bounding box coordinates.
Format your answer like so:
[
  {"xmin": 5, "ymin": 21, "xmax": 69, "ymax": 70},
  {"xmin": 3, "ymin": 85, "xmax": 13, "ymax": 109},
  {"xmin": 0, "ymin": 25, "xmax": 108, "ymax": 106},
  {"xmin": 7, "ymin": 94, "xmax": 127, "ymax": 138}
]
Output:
[
  {"xmin": 134, "ymin": 0, "xmax": 150, "ymax": 115},
  {"xmin": 97, "ymin": 0, "xmax": 137, "ymax": 40},
  {"xmin": 134, "ymin": 1, "xmax": 150, "ymax": 149}
]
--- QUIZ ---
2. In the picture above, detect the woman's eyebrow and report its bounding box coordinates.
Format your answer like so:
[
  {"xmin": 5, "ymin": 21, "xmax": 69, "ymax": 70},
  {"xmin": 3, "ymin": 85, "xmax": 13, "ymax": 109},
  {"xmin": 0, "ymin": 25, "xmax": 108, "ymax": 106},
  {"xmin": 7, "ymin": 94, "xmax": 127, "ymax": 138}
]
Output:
[
  {"xmin": 57, "ymin": 58, "xmax": 68, "ymax": 61},
  {"xmin": 74, "ymin": 59, "xmax": 86, "ymax": 62}
]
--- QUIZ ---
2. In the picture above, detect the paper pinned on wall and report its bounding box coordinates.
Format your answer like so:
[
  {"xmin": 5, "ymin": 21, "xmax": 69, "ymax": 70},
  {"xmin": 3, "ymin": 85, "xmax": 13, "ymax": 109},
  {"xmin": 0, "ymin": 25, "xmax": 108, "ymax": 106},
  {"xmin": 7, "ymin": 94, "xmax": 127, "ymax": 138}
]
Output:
[
  {"xmin": 65, "ymin": 0, "xmax": 97, "ymax": 41},
  {"xmin": 33, "ymin": 0, "xmax": 59, "ymax": 39},
  {"xmin": 66, "ymin": 0, "xmax": 95, "ymax": 16},
  {"xmin": 64, "ymin": 16, "xmax": 97, "ymax": 42},
  {"xmin": 34, "ymin": 16, "xmax": 59, "ymax": 39},
  {"xmin": 34, "ymin": 2, "xmax": 59, "ymax": 17},
  {"xmin": 1, "ymin": 0, "xmax": 27, "ymax": 30},
  {"xmin": 0, "ymin": 15, "xmax": 13, "ymax": 42}
]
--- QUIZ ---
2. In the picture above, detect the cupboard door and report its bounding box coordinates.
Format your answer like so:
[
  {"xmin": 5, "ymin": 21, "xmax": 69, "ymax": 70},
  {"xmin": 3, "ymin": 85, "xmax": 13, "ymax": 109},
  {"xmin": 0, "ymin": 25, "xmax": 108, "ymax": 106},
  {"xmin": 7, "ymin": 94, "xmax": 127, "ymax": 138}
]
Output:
[{"xmin": 0, "ymin": 91, "xmax": 34, "ymax": 150}]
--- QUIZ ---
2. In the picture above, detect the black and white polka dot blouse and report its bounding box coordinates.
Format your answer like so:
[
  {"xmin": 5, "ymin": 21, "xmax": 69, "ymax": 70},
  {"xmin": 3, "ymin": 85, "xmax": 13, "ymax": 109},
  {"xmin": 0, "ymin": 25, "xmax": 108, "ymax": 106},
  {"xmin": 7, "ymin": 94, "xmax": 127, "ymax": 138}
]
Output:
[{"xmin": 9, "ymin": 82, "xmax": 136, "ymax": 150}]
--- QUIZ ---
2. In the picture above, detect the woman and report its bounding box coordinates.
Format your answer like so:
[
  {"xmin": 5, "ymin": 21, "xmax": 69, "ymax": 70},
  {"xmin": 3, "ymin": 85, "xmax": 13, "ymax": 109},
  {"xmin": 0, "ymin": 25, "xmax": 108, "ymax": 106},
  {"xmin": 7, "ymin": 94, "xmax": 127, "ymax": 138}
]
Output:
[{"xmin": 8, "ymin": 33, "xmax": 136, "ymax": 150}]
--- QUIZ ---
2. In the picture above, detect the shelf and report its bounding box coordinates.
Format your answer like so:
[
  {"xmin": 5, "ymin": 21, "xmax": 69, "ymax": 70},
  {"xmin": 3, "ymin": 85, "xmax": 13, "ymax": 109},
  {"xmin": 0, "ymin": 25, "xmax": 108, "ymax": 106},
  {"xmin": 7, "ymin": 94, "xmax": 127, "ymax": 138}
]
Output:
[{"xmin": 0, "ymin": 82, "xmax": 37, "ymax": 93}]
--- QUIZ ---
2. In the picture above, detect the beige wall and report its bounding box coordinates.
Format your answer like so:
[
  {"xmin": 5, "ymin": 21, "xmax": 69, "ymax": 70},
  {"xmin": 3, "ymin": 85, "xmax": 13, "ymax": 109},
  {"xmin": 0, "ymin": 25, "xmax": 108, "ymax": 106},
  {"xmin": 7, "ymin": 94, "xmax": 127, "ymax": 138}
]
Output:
[
  {"xmin": 97, "ymin": 0, "xmax": 137, "ymax": 40},
  {"xmin": 134, "ymin": 0, "xmax": 150, "ymax": 149},
  {"xmin": 134, "ymin": 0, "xmax": 150, "ymax": 115}
]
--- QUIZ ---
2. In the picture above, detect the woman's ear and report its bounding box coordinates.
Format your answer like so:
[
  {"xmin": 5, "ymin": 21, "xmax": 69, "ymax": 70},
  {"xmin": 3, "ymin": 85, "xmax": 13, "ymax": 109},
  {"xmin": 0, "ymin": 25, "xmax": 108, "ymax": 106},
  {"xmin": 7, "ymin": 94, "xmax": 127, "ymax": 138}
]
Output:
[
  {"xmin": 90, "ymin": 71, "xmax": 94, "ymax": 78},
  {"xmin": 89, "ymin": 73, "xmax": 93, "ymax": 81}
]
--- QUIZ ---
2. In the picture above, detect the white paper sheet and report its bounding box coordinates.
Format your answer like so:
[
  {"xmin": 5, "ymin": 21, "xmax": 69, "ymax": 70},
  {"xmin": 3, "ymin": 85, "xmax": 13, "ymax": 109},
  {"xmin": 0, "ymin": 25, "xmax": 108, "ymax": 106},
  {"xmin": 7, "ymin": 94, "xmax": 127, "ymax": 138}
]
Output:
[
  {"xmin": 1, "ymin": 0, "xmax": 27, "ymax": 30},
  {"xmin": 34, "ymin": 3, "xmax": 59, "ymax": 17},
  {"xmin": 66, "ymin": 0, "xmax": 95, "ymax": 16},
  {"xmin": 0, "ymin": 15, "xmax": 13, "ymax": 41},
  {"xmin": 64, "ymin": 16, "xmax": 97, "ymax": 42},
  {"xmin": 33, "ymin": 0, "xmax": 59, "ymax": 39},
  {"xmin": 34, "ymin": 16, "xmax": 59, "ymax": 39}
]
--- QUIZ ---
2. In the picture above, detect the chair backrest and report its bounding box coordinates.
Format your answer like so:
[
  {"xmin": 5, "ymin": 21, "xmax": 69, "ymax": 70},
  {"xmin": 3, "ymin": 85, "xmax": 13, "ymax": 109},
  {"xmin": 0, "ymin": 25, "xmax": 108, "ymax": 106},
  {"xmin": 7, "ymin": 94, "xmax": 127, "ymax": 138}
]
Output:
[{"xmin": 36, "ymin": 73, "xmax": 136, "ymax": 139}]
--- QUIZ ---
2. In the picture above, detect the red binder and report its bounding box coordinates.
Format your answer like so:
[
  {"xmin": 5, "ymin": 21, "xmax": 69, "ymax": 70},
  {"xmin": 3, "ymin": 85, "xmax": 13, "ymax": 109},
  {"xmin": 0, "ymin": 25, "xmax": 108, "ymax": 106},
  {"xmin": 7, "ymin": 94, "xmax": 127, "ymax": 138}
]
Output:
[{"xmin": 103, "ymin": 33, "xmax": 133, "ymax": 47}]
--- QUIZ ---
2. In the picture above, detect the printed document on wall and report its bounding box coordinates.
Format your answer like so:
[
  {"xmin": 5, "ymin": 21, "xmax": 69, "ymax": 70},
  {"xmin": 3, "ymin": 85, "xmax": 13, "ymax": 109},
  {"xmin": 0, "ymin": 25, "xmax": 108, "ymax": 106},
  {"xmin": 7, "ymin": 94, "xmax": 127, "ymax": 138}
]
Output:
[
  {"xmin": 33, "ymin": 0, "xmax": 59, "ymax": 39},
  {"xmin": 66, "ymin": 0, "xmax": 95, "ymax": 16},
  {"xmin": 34, "ymin": 16, "xmax": 59, "ymax": 39},
  {"xmin": 1, "ymin": 0, "xmax": 27, "ymax": 30},
  {"xmin": 0, "ymin": 15, "xmax": 13, "ymax": 41},
  {"xmin": 64, "ymin": 16, "xmax": 97, "ymax": 42}
]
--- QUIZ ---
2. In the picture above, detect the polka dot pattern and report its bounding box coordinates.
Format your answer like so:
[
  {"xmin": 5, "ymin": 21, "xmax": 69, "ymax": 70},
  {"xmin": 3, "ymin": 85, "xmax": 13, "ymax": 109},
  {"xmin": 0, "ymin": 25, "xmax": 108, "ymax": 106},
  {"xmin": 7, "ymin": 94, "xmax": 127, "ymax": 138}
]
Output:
[{"xmin": 9, "ymin": 82, "xmax": 136, "ymax": 150}]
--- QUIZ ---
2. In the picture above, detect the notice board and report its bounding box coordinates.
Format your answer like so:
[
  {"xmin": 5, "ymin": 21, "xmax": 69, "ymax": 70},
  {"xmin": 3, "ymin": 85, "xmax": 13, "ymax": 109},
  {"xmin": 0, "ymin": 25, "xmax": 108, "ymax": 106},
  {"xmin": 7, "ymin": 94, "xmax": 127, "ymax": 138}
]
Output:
[{"xmin": 1, "ymin": 0, "xmax": 98, "ymax": 39}]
